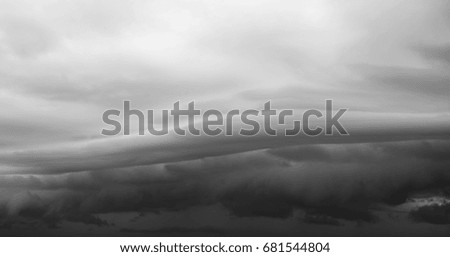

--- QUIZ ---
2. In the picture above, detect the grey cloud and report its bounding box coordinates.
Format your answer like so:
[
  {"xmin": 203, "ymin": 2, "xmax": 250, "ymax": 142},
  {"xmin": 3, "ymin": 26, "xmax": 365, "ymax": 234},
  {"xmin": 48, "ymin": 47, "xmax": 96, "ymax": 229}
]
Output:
[
  {"xmin": 0, "ymin": 0, "xmax": 450, "ymax": 236},
  {"xmin": 410, "ymin": 203, "xmax": 450, "ymax": 224},
  {"xmin": 304, "ymin": 205, "xmax": 376, "ymax": 223},
  {"xmin": 354, "ymin": 64, "xmax": 450, "ymax": 98},
  {"xmin": 0, "ymin": 139, "xmax": 449, "ymax": 235},
  {"xmin": 415, "ymin": 44, "xmax": 450, "ymax": 65},
  {"xmin": 0, "ymin": 191, "xmax": 109, "ymax": 230},
  {"xmin": 1, "ymin": 113, "xmax": 449, "ymax": 175},
  {"xmin": 0, "ymin": 17, "xmax": 58, "ymax": 58},
  {"xmin": 269, "ymin": 140, "xmax": 450, "ymax": 163},
  {"xmin": 120, "ymin": 226, "xmax": 225, "ymax": 236},
  {"xmin": 302, "ymin": 213, "xmax": 341, "ymax": 226}
]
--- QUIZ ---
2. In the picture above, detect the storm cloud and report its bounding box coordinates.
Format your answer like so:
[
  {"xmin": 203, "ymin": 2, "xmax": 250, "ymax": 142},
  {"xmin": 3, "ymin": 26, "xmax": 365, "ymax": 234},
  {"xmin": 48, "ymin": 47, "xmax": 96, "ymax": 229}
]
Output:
[{"xmin": 0, "ymin": 0, "xmax": 449, "ymax": 235}]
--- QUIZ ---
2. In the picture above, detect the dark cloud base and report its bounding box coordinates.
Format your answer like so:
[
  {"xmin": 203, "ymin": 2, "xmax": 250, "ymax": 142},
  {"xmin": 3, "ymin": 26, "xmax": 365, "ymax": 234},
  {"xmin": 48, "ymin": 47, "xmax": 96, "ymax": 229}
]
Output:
[{"xmin": 0, "ymin": 139, "xmax": 449, "ymax": 236}]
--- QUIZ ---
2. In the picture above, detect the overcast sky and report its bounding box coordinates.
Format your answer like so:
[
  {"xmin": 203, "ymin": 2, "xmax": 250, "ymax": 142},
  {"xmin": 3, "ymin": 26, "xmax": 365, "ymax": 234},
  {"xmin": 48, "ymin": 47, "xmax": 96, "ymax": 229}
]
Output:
[{"xmin": 0, "ymin": 0, "xmax": 449, "ymax": 235}]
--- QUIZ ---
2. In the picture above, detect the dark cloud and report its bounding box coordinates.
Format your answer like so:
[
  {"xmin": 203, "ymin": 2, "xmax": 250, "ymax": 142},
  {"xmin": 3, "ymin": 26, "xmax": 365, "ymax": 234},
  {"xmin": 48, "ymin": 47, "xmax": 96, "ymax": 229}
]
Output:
[
  {"xmin": 303, "ymin": 213, "xmax": 341, "ymax": 226},
  {"xmin": 268, "ymin": 145, "xmax": 332, "ymax": 162},
  {"xmin": 0, "ymin": 191, "xmax": 109, "ymax": 230},
  {"xmin": 352, "ymin": 64, "xmax": 450, "ymax": 100},
  {"xmin": 410, "ymin": 203, "xmax": 450, "ymax": 224},
  {"xmin": 0, "ymin": 139, "xmax": 449, "ymax": 235},
  {"xmin": 305, "ymin": 205, "xmax": 376, "ymax": 223}
]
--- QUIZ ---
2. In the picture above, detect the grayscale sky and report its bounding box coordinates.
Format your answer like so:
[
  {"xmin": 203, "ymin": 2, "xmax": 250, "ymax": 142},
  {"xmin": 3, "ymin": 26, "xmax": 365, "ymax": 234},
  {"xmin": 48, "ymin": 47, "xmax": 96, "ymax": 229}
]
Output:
[{"xmin": 0, "ymin": 0, "xmax": 449, "ymax": 236}]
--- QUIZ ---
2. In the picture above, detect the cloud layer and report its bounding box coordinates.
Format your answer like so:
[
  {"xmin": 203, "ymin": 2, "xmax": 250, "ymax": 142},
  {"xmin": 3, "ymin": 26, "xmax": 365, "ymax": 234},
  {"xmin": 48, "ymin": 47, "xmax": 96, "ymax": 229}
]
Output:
[{"xmin": 0, "ymin": 0, "xmax": 449, "ymax": 235}]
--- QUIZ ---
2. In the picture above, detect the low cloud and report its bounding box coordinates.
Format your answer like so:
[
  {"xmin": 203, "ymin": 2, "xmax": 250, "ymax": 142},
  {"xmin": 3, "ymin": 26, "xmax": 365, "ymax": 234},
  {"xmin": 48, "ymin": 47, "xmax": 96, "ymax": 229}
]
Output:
[{"xmin": 0, "ymin": 139, "xmax": 449, "ymax": 234}]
